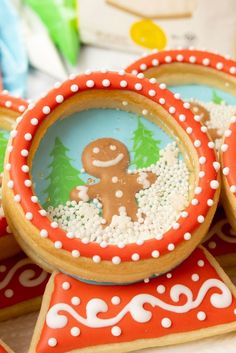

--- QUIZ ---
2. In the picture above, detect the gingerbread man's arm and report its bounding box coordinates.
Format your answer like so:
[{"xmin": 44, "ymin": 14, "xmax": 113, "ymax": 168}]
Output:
[
  {"xmin": 129, "ymin": 171, "xmax": 157, "ymax": 193},
  {"xmin": 70, "ymin": 183, "xmax": 100, "ymax": 203}
]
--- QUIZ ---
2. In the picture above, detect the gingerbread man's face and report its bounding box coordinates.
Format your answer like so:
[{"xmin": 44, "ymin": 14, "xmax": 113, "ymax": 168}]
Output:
[{"xmin": 82, "ymin": 138, "xmax": 129, "ymax": 178}]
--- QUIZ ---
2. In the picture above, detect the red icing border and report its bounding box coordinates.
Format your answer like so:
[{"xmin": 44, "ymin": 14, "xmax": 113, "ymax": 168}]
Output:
[
  {"xmin": 36, "ymin": 248, "xmax": 236, "ymax": 353},
  {"xmin": 8, "ymin": 72, "xmax": 219, "ymax": 262},
  {"xmin": 0, "ymin": 93, "xmax": 27, "ymax": 238},
  {"xmin": 0, "ymin": 252, "xmax": 49, "ymax": 308},
  {"xmin": 126, "ymin": 49, "xmax": 236, "ymax": 78}
]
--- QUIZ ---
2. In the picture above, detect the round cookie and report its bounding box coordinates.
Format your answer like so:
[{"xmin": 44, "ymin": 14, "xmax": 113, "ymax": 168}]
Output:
[
  {"xmin": 221, "ymin": 116, "xmax": 236, "ymax": 232},
  {"xmin": 126, "ymin": 49, "xmax": 236, "ymax": 149},
  {"xmin": 0, "ymin": 92, "xmax": 27, "ymax": 259},
  {"xmin": 3, "ymin": 71, "xmax": 220, "ymax": 283}
]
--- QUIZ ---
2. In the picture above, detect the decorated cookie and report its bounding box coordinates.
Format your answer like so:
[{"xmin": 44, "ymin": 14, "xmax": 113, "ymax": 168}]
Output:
[
  {"xmin": 29, "ymin": 247, "xmax": 236, "ymax": 353},
  {"xmin": 3, "ymin": 71, "xmax": 220, "ymax": 283},
  {"xmin": 221, "ymin": 116, "xmax": 236, "ymax": 231},
  {"xmin": 203, "ymin": 207, "xmax": 236, "ymax": 270},
  {"xmin": 0, "ymin": 340, "xmax": 14, "ymax": 353},
  {"xmin": 126, "ymin": 49, "xmax": 236, "ymax": 149},
  {"xmin": 0, "ymin": 252, "xmax": 49, "ymax": 321},
  {"xmin": 0, "ymin": 92, "xmax": 27, "ymax": 259}
]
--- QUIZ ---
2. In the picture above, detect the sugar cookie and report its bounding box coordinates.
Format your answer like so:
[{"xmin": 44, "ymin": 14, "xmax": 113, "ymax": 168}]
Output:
[
  {"xmin": 126, "ymin": 49, "xmax": 236, "ymax": 149},
  {"xmin": 0, "ymin": 340, "xmax": 14, "ymax": 353},
  {"xmin": 0, "ymin": 93, "xmax": 27, "ymax": 259},
  {"xmin": 29, "ymin": 247, "xmax": 236, "ymax": 353},
  {"xmin": 3, "ymin": 72, "xmax": 220, "ymax": 283}
]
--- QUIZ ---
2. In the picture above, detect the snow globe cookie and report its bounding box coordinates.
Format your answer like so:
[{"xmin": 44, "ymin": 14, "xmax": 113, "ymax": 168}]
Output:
[
  {"xmin": 126, "ymin": 49, "xmax": 236, "ymax": 150},
  {"xmin": 3, "ymin": 72, "xmax": 220, "ymax": 283},
  {"xmin": 221, "ymin": 116, "xmax": 236, "ymax": 232},
  {"xmin": 0, "ymin": 93, "xmax": 27, "ymax": 259}
]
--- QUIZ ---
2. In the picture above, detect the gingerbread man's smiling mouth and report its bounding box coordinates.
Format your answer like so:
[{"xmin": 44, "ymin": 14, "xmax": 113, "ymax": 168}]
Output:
[{"xmin": 92, "ymin": 153, "xmax": 124, "ymax": 167}]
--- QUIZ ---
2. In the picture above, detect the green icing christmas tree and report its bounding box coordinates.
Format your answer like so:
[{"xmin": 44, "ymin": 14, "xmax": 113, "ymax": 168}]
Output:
[
  {"xmin": 43, "ymin": 137, "xmax": 84, "ymax": 208},
  {"xmin": 131, "ymin": 118, "xmax": 161, "ymax": 168},
  {"xmin": 212, "ymin": 90, "xmax": 226, "ymax": 105},
  {"xmin": 0, "ymin": 131, "xmax": 8, "ymax": 173}
]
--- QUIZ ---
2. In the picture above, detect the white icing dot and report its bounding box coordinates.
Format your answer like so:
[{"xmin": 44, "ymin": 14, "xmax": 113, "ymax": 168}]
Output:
[
  {"xmin": 179, "ymin": 114, "xmax": 186, "ymax": 122},
  {"xmin": 137, "ymin": 73, "xmax": 144, "ymax": 79},
  {"xmin": 71, "ymin": 296, "xmax": 80, "ymax": 305},
  {"xmin": 169, "ymin": 106, "xmax": 176, "ymax": 114},
  {"xmin": 19, "ymin": 105, "xmax": 26, "ymax": 112},
  {"xmin": 199, "ymin": 171, "xmax": 205, "ymax": 178},
  {"xmin": 120, "ymin": 80, "xmax": 128, "ymax": 88},
  {"xmin": 208, "ymin": 241, "xmax": 216, "ymax": 249},
  {"xmin": 42, "ymin": 106, "xmax": 50, "ymax": 114},
  {"xmin": 152, "ymin": 59, "xmax": 159, "ymax": 66},
  {"xmin": 10, "ymin": 130, "xmax": 17, "ymax": 138},
  {"xmin": 140, "ymin": 63, "xmax": 147, "ymax": 70},
  {"xmin": 26, "ymin": 212, "xmax": 33, "ymax": 220},
  {"xmin": 51, "ymin": 221, "xmax": 58, "ymax": 229},
  {"xmin": 111, "ymin": 326, "xmax": 122, "ymax": 336},
  {"xmin": 112, "ymin": 256, "xmax": 121, "ymax": 265},
  {"xmin": 14, "ymin": 194, "xmax": 21, "ymax": 202},
  {"xmin": 39, "ymin": 209, "xmax": 47, "ymax": 216},
  {"xmin": 210, "ymin": 180, "xmax": 219, "ymax": 189},
  {"xmin": 198, "ymin": 260, "xmax": 205, "ymax": 267},
  {"xmin": 195, "ymin": 187, "xmax": 202, "ymax": 195},
  {"xmin": 225, "ymin": 129, "xmax": 232, "ymax": 137},
  {"xmin": 54, "ymin": 241, "xmax": 62, "ymax": 249},
  {"xmin": 174, "ymin": 93, "xmax": 181, "ymax": 99},
  {"xmin": 70, "ymin": 327, "xmax": 80, "ymax": 336},
  {"xmin": 86, "ymin": 80, "xmax": 95, "ymax": 88},
  {"xmin": 165, "ymin": 56, "xmax": 172, "ymax": 63},
  {"xmin": 7, "ymin": 180, "xmax": 14, "ymax": 188},
  {"xmin": 4, "ymin": 289, "xmax": 14, "ymax": 298},
  {"xmin": 194, "ymin": 140, "xmax": 201, "ymax": 147},
  {"xmin": 112, "ymin": 176, "xmax": 118, "ymax": 183},
  {"xmin": 148, "ymin": 89, "xmax": 156, "ymax": 97},
  {"xmin": 102, "ymin": 79, "xmax": 110, "ymax": 87},
  {"xmin": 72, "ymin": 250, "xmax": 80, "ymax": 258},
  {"xmin": 70, "ymin": 84, "xmax": 79, "ymax": 92},
  {"xmin": 21, "ymin": 165, "xmax": 29, "ymax": 172},
  {"xmin": 189, "ymin": 55, "xmax": 196, "ymax": 63},
  {"xmin": 131, "ymin": 253, "xmax": 140, "ymax": 261},
  {"xmin": 176, "ymin": 54, "xmax": 184, "ymax": 61},
  {"xmin": 161, "ymin": 317, "xmax": 172, "ymax": 328},
  {"xmin": 183, "ymin": 102, "xmax": 190, "ymax": 109},
  {"xmin": 208, "ymin": 141, "xmax": 215, "ymax": 149},
  {"xmin": 111, "ymin": 296, "xmax": 121, "ymax": 305},
  {"xmin": 5, "ymin": 163, "xmax": 11, "ymax": 171},
  {"xmin": 216, "ymin": 62, "xmax": 223, "ymax": 70},
  {"xmin": 115, "ymin": 190, "xmax": 123, "ymax": 198},
  {"xmin": 166, "ymin": 273, "xmax": 172, "ymax": 279},
  {"xmin": 197, "ymin": 215, "xmax": 205, "ymax": 223},
  {"xmin": 110, "ymin": 145, "xmax": 117, "ymax": 151},
  {"xmin": 159, "ymin": 83, "xmax": 166, "ymax": 90},
  {"xmin": 202, "ymin": 58, "xmax": 210, "ymax": 66},
  {"xmin": 184, "ymin": 232, "xmax": 191, "ymax": 240},
  {"xmin": 55, "ymin": 94, "xmax": 64, "ymax": 103},
  {"xmin": 233, "ymin": 308, "xmax": 236, "ymax": 315},
  {"xmin": 192, "ymin": 273, "xmax": 199, "ymax": 281},
  {"xmin": 151, "ymin": 250, "xmax": 160, "ymax": 258},
  {"xmin": 40, "ymin": 229, "xmax": 48, "ymax": 238},
  {"xmin": 149, "ymin": 78, "xmax": 156, "ymax": 84},
  {"xmin": 5, "ymin": 100, "xmax": 12, "ymax": 108},
  {"xmin": 134, "ymin": 83, "xmax": 142, "ymax": 90},
  {"xmin": 199, "ymin": 156, "xmax": 206, "ymax": 165},
  {"xmin": 31, "ymin": 196, "xmax": 38, "ymax": 203},
  {"xmin": 156, "ymin": 285, "xmax": 166, "ymax": 294},
  {"xmin": 221, "ymin": 144, "xmax": 228, "ymax": 152},
  {"xmin": 93, "ymin": 147, "xmax": 100, "ymax": 154},
  {"xmin": 230, "ymin": 67, "xmax": 236, "ymax": 74},
  {"xmin": 62, "ymin": 281, "xmax": 71, "ymax": 290},
  {"xmin": 207, "ymin": 199, "xmax": 214, "ymax": 206},
  {"xmin": 93, "ymin": 255, "xmax": 101, "ymax": 263},
  {"xmin": 186, "ymin": 127, "xmax": 193, "ymax": 135},
  {"xmin": 159, "ymin": 98, "xmax": 165, "ymax": 105},
  {"xmin": 142, "ymin": 109, "xmax": 148, "ymax": 115},
  {"xmin": 48, "ymin": 338, "xmax": 57, "ymax": 347},
  {"xmin": 167, "ymin": 243, "xmax": 175, "ymax": 251},
  {"xmin": 213, "ymin": 161, "xmax": 220, "ymax": 171},
  {"xmin": 197, "ymin": 311, "xmax": 206, "ymax": 321},
  {"xmin": 24, "ymin": 179, "xmax": 32, "ymax": 187},
  {"xmin": 173, "ymin": 222, "xmax": 180, "ymax": 230},
  {"xmin": 24, "ymin": 133, "xmax": 32, "ymax": 141},
  {"xmin": 21, "ymin": 149, "xmax": 28, "ymax": 157},
  {"xmin": 230, "ymin": 185, "xmax": 236, "ymax": 193}
]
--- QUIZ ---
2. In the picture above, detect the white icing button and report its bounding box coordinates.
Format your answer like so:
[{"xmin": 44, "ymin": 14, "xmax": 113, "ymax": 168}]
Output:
[
  {"xmin": 208, "ymin": 241, "xmax": 216, "ymax": 249},
  {"xmin": 213, "ymin": 161, "xmax": 220, "ymax": 171},
  {"xmin": 112, "ymin": 256, "xmax": 121, "ymax": 265},
  {"xmin": 191, "ymin": 198, "xmax": 199, "ymax": 206},
  {"xmin": 165, "ymin": 56, "xmax": 172, "ymax": 63},
  {"xmin": 142, "ymin": 109, "xmax": 148, "ymax": 115},
  {"xmin": 186, "ymin": 127, "xmax": 192, "ymax": 134},
  {"xmin": 5, "ymin": 163, "xmax": 11, "ymax": 171},
  {"xmin": 198, "ymin": 260, "xmax": 205, "ymax": 267},
  {"xmin": 199, "ymin": 156, "xmax": 206, "ymax": 165},
  {"xmin": 156, "ymin": 285, "xmax": 166, "ymax": 294},
  {"xmin": 169, "ymin": 106, "xmax": 176, "ymax": 114},
  {"xmin": 149, "ymin": 78, "xmax": 156, "ymax": 84},
  {"xmin": 71, "ymin": 296, "xmax": 81, "ymax": 306},
  {"xmin": 199, "ymin": 171, "xmax": 205, "ymax": 178},
  {"xmin": 161, "ymin": 317, "xmax": 172, "ymax": 328},
  {"xmin": 197, "ymin": 311, "xmax": 206, "ymax": 321},
  {"xmin": 62, "ymin": 281, "xmax": 71, "ymax": 290},
  {"xmin": 221, "ymin": 144, "xmax": 228, "ymax": 152},
  {"xmin": 176, "ymin": 54, "xmax": 184, "ymax": 61},
  {"xmin": 70, "ymin": 327, "xmax": 80, "ymax": 337},
  {"xmin": 191, "ymin": 273, "xmax": 200, "ymax": 282},
  {"xmin": 48, "ymin": 338, "xmax": 57, "ymax": 347},
  {"xmin": 7, "ymin": 180, "xmax": 14, "ymax": 188},
  {"xmin": 51, "ymin": 221, "xmax": 58, "ymax": 229},
  {"xmin": 4, "ymin": 289, "xmax": 14, "ymax": 298},
  {"xmin": 110, "ymin": 145, "xmax": 117, "ymax": 151},
  {"xmin": 112, "ymin": 176, "xmax": 118, "ymax": 183},
  {"xmin": 179, "ymin": 114, "xmax": 186, "ymax": 122},
  {"xmin": 202, "ymin": 58, "xmax": 210, "ymax": 66},
  {"xmin": 111, "ymin": 326, "xmax": 122, "ymax": 336},
  {"xmin": 40, "ymin": 229, "xmax": 48, "ymax": 238},
  {"xmin": 115, "ymin": 190, "xmax": 123, "ymax": 198},
  {"xmin": 93, "ymin": 147, "xmax": 100, "ymax": 154},
  {"xmin": 111, "ymin": 296, "xmax": 121, "ymax": 305},
  {"xmin": 216, "ymin": 62, "xmax": 223, "ymax": 70}
]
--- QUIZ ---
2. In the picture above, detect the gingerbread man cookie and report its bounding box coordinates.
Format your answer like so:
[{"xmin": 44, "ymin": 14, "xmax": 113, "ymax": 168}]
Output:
[
  {"xmin": 126, "ymin": 49, "xmax": 236, "ymax": 149},
  {"xmin": 70, "ymin": 138, "xmax": 156, "ymax": 224}
]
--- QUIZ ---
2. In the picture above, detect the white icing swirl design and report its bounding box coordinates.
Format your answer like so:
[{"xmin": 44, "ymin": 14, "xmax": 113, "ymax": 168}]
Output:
[
  {"xmin": 0, "ymin": 258, "xmax": 48, "ymax": 290},
  {"xmin": 205, "ymin": 219, "xmax": 236, "ymax": 243},
  {"xmin": 46, "ymin": 279, "xmax": 232, "ymax": 329}
]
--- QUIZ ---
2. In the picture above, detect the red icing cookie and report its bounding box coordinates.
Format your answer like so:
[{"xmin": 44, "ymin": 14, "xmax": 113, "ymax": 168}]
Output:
[
  {"xmin": 126, "ymin": 49, "xmax": 236, "ymax": 147},
  {"xmin": 0, "ymin": 340, "xmax": 14, "ymax": 353},
  {"xmin": 221, "ymin": 117, "xmax": 236, "ymax": 232},
  {"xmin": 0, "ymin": 252, "xmax": 49, "ymax": 321},
  {"xmin": 0, "ymin": 92, "xmax": 27, "ymax": 259},
  {"xmin": 30, "ymin": 247, "xmax": 236, "ymax": 353},
  {"xmin": 3, "ymin": 71, "xmax": 220, "ymax": 283}
]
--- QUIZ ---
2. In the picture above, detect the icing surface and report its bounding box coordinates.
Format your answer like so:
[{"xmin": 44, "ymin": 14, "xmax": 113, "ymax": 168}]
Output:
[{"xmin": 35, "ymin": 248, "xmax": 236, "ymax": 352}]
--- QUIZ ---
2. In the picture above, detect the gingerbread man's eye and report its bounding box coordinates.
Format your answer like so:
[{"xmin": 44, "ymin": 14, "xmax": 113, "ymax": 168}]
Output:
[
  {"xmin": 93, "ymin": 147, "xmax": 100, "ymax": 154},
  {"xmin": 110, "ymin": 145, "xmax": 117, "ymax": 151}
]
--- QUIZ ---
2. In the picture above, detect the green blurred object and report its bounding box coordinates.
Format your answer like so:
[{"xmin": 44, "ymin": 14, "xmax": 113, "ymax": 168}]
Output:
[{"xmin": 24, "ymin": 0, "xmax": 80, "ymax": 66}]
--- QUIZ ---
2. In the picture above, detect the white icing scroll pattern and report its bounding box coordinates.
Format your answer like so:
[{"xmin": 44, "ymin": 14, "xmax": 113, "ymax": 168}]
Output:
[
  {"xmin": 205, "ymin": 219, "xmax": 236, "ymax": 243},
  {"xmin": 46, "ymin": 279, "xmax": 232, "ymax": 329}
]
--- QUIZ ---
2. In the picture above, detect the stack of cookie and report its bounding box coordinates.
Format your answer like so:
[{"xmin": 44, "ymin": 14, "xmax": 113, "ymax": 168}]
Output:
[{"xmin": 1, "ymin": 49, "xmax": 236, "ymax": 352}]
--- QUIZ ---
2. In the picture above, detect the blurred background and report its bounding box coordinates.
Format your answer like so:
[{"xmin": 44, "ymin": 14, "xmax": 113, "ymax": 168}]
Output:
[{"xmin": 1, "ymin": 0, "xmax": 236, "ymax": 99}]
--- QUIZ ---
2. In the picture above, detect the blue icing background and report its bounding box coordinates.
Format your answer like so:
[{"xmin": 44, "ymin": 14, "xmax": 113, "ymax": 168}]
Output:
[
  {"xmin": 169, "ymin": 84, "xmax": 236, "ymax": 105},
  {"xmin": 32, "ymin": 108, "xmax": 174, "ymax": 206}
]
